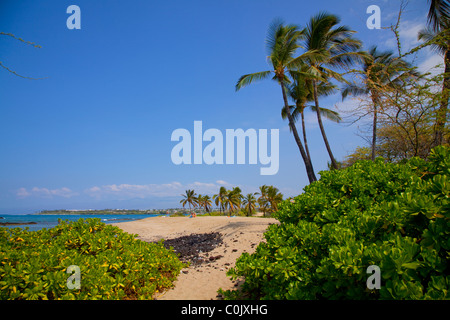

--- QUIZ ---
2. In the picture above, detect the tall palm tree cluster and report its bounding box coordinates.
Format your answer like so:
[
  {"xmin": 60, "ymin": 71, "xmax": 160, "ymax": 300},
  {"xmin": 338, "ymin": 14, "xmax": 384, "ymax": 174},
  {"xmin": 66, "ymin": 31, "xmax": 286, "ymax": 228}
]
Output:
[
  {"xmin": 179, "ymin": 185, "xmax": 283, "ymax": 217},
  {"xmin": 419, "ymin": 0, "xmax": 450, "ymax": 147},
  {"xmin": 236, "ymin": 2, "xmax": 450, "ymax": 184},
  {"xmin": 236, "ymin": 13, "xmax": 364, "ymax": 183}
]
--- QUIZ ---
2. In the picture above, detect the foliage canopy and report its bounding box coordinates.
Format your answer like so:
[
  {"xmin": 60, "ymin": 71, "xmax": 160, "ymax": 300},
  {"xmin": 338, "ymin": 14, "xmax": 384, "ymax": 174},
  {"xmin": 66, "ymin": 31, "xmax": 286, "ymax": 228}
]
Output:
[
  {"xmin": 225, "ymin": 146, "xmax": 450, "ymax": 300},
  {"xmin": 0, "ymin": 218, "xmax": 185, "ymax": 300}
]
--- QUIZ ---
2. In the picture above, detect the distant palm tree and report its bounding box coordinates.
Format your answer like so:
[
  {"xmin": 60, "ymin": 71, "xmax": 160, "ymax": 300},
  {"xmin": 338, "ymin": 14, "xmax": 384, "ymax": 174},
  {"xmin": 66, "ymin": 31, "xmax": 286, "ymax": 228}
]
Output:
[
  {"xmin": 180, "ymin": 189, "xmax": 198, "ymax": 215},
  {"xmin": 342, "ymin": 46, "xmax": 418, "ymax": 161},
  {"xmin": 224, "ymin": 189, "xmax": 241, "ymax": 216},
  {"xmin": 242, "ymin": 193, "xmax": 257, "ymax": 217},
  {"xmin": 202, "ymin": 195, "xmax": 212, "ymax": 213},
  {"xmin": 301, "ymin": 12, "xmax": 364, "ymax": 169},
  {"xmin": 267, "ymin": 186, "xmax": 284, "ymax": 213},
  {"xmin": 196, "ymin": 194, "xmax": 212, "ymax": 213},
  {"xmin": 236, "ymin": 19, "xmax": 318, "ymax": 183},
  {"xmin": 256, "ymin": 185, "xmax": 270, "ymax": 217},
  {"xmin": 419, "ymin": 0, "xmax": 450, "ymax": 146},
  {"xmin": 231, "ymin": 187, "xmax": 243, "ymax": 206},
  {"xmin": 213, "ymin": 186, "xmax": 227, "ymax": 215},
  {"xmin": 258, "ymin": 197, "xmax": 269, "ymax": 217}
]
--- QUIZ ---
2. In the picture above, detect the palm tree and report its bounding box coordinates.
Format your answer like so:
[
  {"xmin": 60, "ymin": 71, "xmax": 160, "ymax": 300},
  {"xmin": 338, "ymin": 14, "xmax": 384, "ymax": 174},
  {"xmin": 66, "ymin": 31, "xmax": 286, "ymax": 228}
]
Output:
[
  {"xmin": 419, "ymin": 0, "xmax": 450, "ymax": 146},
  {"xmin": 427, "ymin": 0, "xmax": 450, "ymax": 31},
  {"xmin": 256, "ymin": 185, "xmax": 269, "ymax": 217},
  {"xmin": 242, "ymin": 193, "xmax": 257, "ymax": 217},
  {"xmin": 266, "ymin": 186, "xmax": 283, "ymax": 213},
  {"xmin": 236, "ymin": 19, "xmax": 318, "ymax": 183},
  {"xmin": 258, "ymin": 197, "xmax": 269, "ymax": 217},
  {"xmin": 224, "ymin": 189, "xmax": 241, "ymax": 216},
  {"xmin": 231, "ymin": 187, "xmax": 243, "ymax": 203},
  {"xmin": 197, "ymin": 194, "xmax": 212, "ymax": 213},
  {"xmin": 213, "ymin": 186, "xmax": 227, "ymax": 215},
  {"xmin": 301, "ymin": 12, "xmax": 364, "ymax": 169},
  {"xmin": 180, "ymin": 189, "xmax": 198, "ymax": 215},
  {"xmin": 282, "ymin": 69, "xmax": 341, "ymax": 164},
  {"xmin": 342, "ymin": 46, "xmax": 418, "ymax": 161}
]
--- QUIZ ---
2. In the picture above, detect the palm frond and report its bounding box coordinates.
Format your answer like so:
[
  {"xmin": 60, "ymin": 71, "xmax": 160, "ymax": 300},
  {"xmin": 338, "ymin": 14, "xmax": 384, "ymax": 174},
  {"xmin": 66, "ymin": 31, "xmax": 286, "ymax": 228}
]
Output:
[
  {"xmin": 235, "ymin": 70, "xmax": 273, "ymax": 91},
  {"xmin": 341, "ymin": 83, "xmax": 369, "ymax": 100},
  {"xmin": 266, "ymin": 18, "xmax": 287, "ymax": 56},
  {"xmin": 310, "ymin": 105, "xmax": 342, "ymax": 123},
  {"xmin": 428, "ymin": 0, "xmax": 450, "ymax": 32},
  {"xmin": 418, "ymin": 26, "xmax": 447, "ymax": 55},
  {"xmin": 281, "ymin": 104, "xmax": 302, "ymax": 122}
]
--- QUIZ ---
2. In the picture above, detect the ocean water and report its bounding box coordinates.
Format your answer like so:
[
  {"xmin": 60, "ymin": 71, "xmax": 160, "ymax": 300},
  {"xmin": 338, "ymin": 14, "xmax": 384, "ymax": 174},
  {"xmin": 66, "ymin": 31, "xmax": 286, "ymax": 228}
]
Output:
[{"xmin": 0, "ymin": 214, "xmax": 158, "ymax": 231}]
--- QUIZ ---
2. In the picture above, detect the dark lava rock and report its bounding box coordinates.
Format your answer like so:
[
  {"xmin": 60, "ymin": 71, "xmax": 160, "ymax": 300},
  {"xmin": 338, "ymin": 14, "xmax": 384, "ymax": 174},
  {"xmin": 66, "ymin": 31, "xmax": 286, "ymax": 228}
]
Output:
[
  {"xmin": 0, "ymin": 222, "xmax": 37, "ymax": 226},
  {"xmin": 208, "ymin": 255, "xmax": 223, "ymax": 261},
  {"xmin": 159, "ymin": 232, "xmax": 224, "ymax": 265}
]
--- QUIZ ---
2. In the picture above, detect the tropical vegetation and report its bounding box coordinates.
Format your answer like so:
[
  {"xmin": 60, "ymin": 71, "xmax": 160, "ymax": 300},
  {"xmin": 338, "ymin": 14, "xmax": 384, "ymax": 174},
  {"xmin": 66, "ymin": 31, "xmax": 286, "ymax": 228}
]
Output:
[
  {"xmin": 178, "ymin": 185, "xmax": 284, "ymax": 217},
  {"xmin": 4, "ymin": 0, "xmax": 450, "ymax": 302},
  {"xmin": 223, "ymin": 146, "xmax": 449, "ymax": 300},
  {"xmin": 220, "ymin": 1, "xmax": 450, "ymax": 300},
  {"xmin": 236, "ymin": 19, "xmax": 318, "ymax": 183},
  {"xmin": 0, "ymin": 218, "xmax": 185, "ymax": 299},
  {"xmin": 236, "ymin": 1, "xmax": 450, "ymax": 175}
]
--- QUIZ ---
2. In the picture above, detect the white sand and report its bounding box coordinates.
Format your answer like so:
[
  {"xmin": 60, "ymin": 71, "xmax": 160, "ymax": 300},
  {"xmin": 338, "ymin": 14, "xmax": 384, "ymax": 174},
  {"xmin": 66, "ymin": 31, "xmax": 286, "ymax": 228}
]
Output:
[{"xmin": 114, "ymin": 216, "xmax": 278, "ymax": 300}]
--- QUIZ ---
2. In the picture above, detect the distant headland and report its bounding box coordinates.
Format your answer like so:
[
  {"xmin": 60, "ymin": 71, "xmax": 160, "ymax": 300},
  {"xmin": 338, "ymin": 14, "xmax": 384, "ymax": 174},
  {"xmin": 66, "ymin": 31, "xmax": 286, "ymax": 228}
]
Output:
[{"xmin": 36, "ymin": 209, "xmax": 188, "ymax": 215}]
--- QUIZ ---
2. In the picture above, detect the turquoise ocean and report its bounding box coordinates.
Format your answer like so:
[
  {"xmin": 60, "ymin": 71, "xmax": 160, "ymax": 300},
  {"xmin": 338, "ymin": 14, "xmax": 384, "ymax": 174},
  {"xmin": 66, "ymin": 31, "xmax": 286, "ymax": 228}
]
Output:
[{"xmin": 0, "ymin": 214, "xmax": 158, "ymax": 231}]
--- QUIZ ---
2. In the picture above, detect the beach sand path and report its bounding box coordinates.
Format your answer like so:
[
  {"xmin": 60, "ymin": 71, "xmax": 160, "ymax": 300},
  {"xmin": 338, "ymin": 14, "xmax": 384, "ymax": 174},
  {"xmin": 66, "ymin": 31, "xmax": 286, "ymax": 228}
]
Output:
[{"xmin": 115, "ymin": 216, "xmax": 278, "ymax": 300}]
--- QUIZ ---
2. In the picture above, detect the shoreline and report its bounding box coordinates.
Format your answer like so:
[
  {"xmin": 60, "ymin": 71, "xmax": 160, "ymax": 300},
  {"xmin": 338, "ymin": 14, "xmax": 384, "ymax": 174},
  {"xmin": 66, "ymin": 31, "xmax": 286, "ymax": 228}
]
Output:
[{"xmin": 114, "ymin": 216, "xmax": 278, "ymax": 300}]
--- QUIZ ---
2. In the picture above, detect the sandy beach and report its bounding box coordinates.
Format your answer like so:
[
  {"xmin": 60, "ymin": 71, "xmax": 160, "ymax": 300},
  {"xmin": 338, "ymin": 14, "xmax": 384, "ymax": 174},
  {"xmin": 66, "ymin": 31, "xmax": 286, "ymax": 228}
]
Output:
[{"xmin": 115, "ymin": 216, "xmax": 278, "ymax": 300}]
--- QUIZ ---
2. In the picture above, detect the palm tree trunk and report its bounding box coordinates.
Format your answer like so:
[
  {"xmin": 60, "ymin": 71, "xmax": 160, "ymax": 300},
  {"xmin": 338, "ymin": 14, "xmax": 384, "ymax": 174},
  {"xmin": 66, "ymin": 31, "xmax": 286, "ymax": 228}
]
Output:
[
  {"xmin": 301, "ymin": 110, "xmax": 312, "ymax": 164},
  {"xmin": 313, "ymin": 80, "xmax": 339, "ymax": 169},
  {"xmin": 434, "ymin": 49, "xmax": 450, "ymax": 147},
  {"xmin": 371, "ymin": 97, "xmax": 378, "ymax": 161},
  {"xmin": 280, "ymin": 81, "xmax": 317, "ymax": 183},
  {"xmin": 372, "ymin": 106, "xmax": 378, "ymax": 161}
]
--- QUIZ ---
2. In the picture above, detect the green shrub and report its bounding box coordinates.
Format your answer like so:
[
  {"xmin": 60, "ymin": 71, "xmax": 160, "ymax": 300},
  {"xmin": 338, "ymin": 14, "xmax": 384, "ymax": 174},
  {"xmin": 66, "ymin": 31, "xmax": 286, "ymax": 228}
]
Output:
[
  {"xmin": 225, "ymin": 146, "xmax": 449, "ymax": 300},
  {"xmin": 0, "ymin": 218, "xmax": 185, "ymax": 300}
]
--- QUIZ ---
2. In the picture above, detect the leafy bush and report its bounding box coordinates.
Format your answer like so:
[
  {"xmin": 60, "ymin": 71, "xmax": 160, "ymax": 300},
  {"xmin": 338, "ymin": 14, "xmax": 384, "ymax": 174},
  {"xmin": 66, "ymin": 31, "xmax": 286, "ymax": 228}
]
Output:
[
  {"xmin": 0, "ymin": 218, "xmax": 185, "ymax": 300},
  {"xmin": 225, "ymin": 146, "xmax": 449, "ymax": 299}
]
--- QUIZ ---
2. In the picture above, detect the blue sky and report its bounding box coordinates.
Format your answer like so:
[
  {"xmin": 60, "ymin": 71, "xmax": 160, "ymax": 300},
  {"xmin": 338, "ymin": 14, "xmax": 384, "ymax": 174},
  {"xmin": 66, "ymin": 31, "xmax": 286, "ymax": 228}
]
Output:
[{"xmin": 0, "ymin": 0, "xmax": 437, "ymax": 213}]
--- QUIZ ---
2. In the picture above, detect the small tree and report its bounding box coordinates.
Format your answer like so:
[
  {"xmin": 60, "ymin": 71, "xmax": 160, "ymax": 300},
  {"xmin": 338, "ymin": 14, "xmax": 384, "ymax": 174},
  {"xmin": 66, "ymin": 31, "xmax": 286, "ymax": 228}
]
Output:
[
  {"xmin": 242, "ymin": 193, "xmax": 257, "ymax": 217},
  {"xmin": 180, "ymin": 189, "xmax": 198, "ymax": 216}
]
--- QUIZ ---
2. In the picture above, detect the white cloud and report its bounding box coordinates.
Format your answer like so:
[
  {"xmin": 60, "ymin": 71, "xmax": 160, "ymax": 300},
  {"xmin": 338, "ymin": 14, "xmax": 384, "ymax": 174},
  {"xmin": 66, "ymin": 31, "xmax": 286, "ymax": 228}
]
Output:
[
  {"xmin": 383, "ymin": 19, "xmax": 426, "ymax": 52},
  {"xmin": 399, "ymin": 21, "xmax": 425, "ymax": 46},
  {"xmin": 16, "ymin": 180, "xmax": 242, "ymax": 202},
  {"xmin": 215, "ymin": 180, "xmax": 230, "ymax": 185},
  {"xmin": 17, "ymin": 187, "xmax": 78, "ymax": 198},
  {"xmin": 418, "ymin": 51, "xmax": 444, "ymax": 75},
  {"xmin": 16, "ymin": 187, "xmax": 30, "ymax": 198},
  {"xmin": 84, "ymin": 181, "xmax": 229, "ymax": 200}
]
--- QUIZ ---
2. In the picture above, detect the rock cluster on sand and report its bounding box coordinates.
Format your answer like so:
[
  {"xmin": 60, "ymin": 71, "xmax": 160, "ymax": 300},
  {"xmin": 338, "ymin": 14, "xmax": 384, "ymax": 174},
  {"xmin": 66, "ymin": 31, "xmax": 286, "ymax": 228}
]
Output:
[{"xmin": 160, "ymin": 232, "xmax": 224, "ymax": 266}]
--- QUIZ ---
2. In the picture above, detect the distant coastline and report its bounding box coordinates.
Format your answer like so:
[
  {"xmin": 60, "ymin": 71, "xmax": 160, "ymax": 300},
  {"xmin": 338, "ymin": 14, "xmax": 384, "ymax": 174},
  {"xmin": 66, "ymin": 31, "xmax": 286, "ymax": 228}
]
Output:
[{"xmin": 35, "ymin": 208, "xmax": 193, "ymax": 215}]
